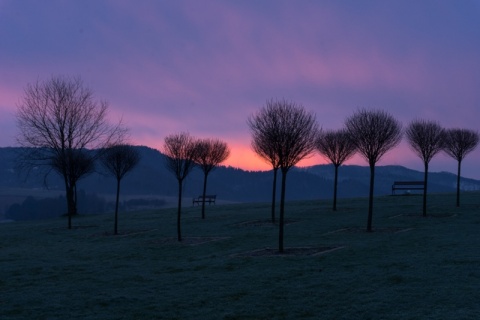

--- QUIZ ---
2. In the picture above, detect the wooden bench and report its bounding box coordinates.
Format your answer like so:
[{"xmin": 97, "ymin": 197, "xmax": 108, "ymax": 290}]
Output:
[
  {"xmin": 391, "ymin": 181, "xmax": 425, "ymax": 195},
  {"xmin": 193, "ymin": 195, "xmax": 216, "ymax": 206}
]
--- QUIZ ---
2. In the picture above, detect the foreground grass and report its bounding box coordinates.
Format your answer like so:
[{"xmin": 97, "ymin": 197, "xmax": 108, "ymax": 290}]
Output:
[{"xmin": 1, "ymin": 192, "xmax": 480, "ymax": 319}]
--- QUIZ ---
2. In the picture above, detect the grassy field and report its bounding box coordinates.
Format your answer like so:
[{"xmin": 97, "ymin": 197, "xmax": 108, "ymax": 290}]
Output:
[{"xmin": 1, "ymin": 192, "xmax": 479, "ymax": 319}]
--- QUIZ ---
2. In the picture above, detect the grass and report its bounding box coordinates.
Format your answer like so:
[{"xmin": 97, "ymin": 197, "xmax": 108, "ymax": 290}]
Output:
[{"xmin": 1, "ymin": 192, "xmax": 480, "ymax": 319}]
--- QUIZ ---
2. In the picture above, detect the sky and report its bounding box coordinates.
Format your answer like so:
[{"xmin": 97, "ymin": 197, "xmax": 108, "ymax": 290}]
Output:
[{"xmin": 1, "ymin": 0, "xmax": 480, "ymax": 179}]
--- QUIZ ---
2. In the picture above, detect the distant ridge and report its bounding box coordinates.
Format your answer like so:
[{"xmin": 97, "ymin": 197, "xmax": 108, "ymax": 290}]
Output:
[{"xmin": 1, "ymin": 146, "xmax": 479, "ymax": 203}]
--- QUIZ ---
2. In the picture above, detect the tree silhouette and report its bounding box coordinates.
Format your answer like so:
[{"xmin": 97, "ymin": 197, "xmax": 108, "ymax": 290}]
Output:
[
  {"xmin": 248, "ymin": 106, "xmax": 280, "ymax": 223},
  {"xmin": 405, "ymin": 120, "xmax": 444, "ymax": 217},
  {"xmin": 163, "ymin": 132, "xmax": 199, "ymax": 241},
  {"xmin": 316, "ymin": 129, "xmax": 356, "ymax": 211},
  {"xmin": 194, "ymin": 138, "xmax": 230, "ymax": 219},
  {"xmin": 101, "ymin": 144, "xmax": 141, "ymax": 235},
  {"xmin": 15, "ymin": 75, "xmax": 126, "ymax": 229},
  {"xmin": 249, "ymin": 99, "xmax": 319, "ymax": 252},
  {"xmin": 345, "ymin": 109, "xmax": 402, "ymax": 232},
  {"xmin": 443, "ymin": 128, "xmax": 479, "ymax": 207}
]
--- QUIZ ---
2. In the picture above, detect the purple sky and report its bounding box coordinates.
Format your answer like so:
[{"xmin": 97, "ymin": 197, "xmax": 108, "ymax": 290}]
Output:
[{"xmin": 1, "ymin": 0, "xmax": 480, "ymax": 178}]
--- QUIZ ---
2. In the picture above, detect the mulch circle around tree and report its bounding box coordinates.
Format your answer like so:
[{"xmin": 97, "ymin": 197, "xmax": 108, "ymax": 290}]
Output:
[
  {"xmin": 390, "ymin": 213, "xmax": 457, "ymax": 219},
  {"xmin": 89, "ymin": 229, "xmax": 157, "ymax": 238},
  {"xmin": 324, "ymin": 227, "xmax": 413, "ymax": 235},
  {"xmin": 149, "ymin": 236, "xmax": 230, "ymax": 246},
  {"xmin": 47, "ymin": 225, "xmax": 98, "ymax": 233},
  {"xmin": 233, "ymin": 219, "xmax": 298, "ymax": 227},
  {"xmin": 231, "ymin": 246, "xmax": 344, "ymax": 258}
]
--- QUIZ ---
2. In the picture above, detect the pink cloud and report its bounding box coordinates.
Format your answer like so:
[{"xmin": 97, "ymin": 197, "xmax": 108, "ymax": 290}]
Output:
[{"xmin": 0, "ymin": 86, "xmax": 21, "ymax": 111}]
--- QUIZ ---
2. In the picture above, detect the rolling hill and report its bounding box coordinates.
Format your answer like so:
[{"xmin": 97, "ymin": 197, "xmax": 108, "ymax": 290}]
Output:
[{"xmin": 1, "ymin": 146, "xmax": 479, "ymax": 220}]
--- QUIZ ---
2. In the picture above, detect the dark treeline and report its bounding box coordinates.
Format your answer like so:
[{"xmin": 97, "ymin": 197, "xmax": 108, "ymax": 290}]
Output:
[
  {"xmin": 5, "ymin": 191, "xmax": 106, "ymax": 221},
  {"xmin": 4, "ymin": 189, "xmax": 167, "ymax": 221}
]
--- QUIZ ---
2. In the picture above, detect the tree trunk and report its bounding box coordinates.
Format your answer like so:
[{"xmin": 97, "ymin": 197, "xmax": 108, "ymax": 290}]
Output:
[
  {"xmin": 114, "ymin": 178, "xmax": 121, "ymax": 235},
  {"xmin": 333, "ymin": 165, "xmax": 339, "ymax": 211},
  {"xmin": 72, "ymin": 183, "xmax": 78, "ymax": 216},
  {"xmin": 65, "ymin": 181, "xmax": 75, "ymax": 230},
  {"xmin": 278, "ymin": 170, "xmax": 287, "ymax": 253},
  {"xmin": 367, "ymin": 163, "xmax": 375, "ymax": 232},
  {"xmin": 422, "ymin": 162, "xmax": 428, "ymax": 217},
  {"xmin": 201, "ymin": 172, "xmax": 208, "ymax": 219},
  {"xmin": 456, "ymin": 159, "xmax": 462, "ymax": 207},
  {"xmin": 271, "ymin": 168, "xmax": 278, "ymax": 223},
  {"xmin": 177, "ymin": 179, "xmax": 183, "ymax": 241},
  {"xmin": 74, "ymin": 183, "xmax": 77, "ymax": 214}
]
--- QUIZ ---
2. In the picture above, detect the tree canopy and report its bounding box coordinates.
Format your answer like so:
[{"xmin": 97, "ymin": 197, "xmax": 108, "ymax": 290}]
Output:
[
  {"xmin": 405, "ymin": 120, "xmax": 445, "ymax": 216},
  {"xmin": 345, "ymin": 109, "xmax": 402, "ymax": 231},
  {"xmin": 15, "ymin": 75, "xmax": 126, "ymax": 228},
  {"xmin": 249, "ymin": 99, "xmax": 319, "ymax": 252}
]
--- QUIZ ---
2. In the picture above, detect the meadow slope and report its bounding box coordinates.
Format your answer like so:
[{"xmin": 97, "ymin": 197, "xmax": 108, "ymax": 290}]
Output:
[{"xmin": 1, "ymin": 192, "xmax": 479, "ymax": 319}]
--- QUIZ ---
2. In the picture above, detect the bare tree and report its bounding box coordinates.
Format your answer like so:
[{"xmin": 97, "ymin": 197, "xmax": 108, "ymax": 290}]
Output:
[
  {"xmin": 194, "ymin": 138, "xmax": 230, "ymax": 219},
  {"xmin": 345, "ymin": 109, "xmax": 402, "ymax": 232},
  {"xmin": 163, "ymin": 132, "xmax": 199, "ymax": 241},
  {"xmin": 443, "ymin": 128, "xmax": 479, "ymax": 207},
  {"xmin": 101, "ymin": 144, "xmax": 141, "ymax": 235},
  {"xmin": 248, "ymin": 108, "xmax": 280, "ymax": 223},
  {"xmin": 249, "ymin": 99, "xmax": 319, "ymax": 252},
  {"xmin": 406, "ymin": 120, "xmax": 445, "ymax": 217},
  {"xmin": 316, "ymin": 129, "xmax": 357, "ymax": 211},
  {"xmin": 15, "ymin": 75, "xmax": 126, "ymax": 229}
]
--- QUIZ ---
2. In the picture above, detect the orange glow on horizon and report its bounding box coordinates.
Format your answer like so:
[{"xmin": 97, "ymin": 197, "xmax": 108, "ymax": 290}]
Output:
[
  {"xmin": 130, "ymin": 137, "xmax": 441, "ymax": 172},
  {"xmin": 132, "ymin": 137, "xmax": 330, "ymax": 171},
  {"xmin": 223, "ymin": 144, "xmax": 271, "ymax": 171},
  {"xmin": 131, "ymin": 137, "xmax": 270, "ymax": 171},
  {"xmin": 216, "ymin": 142, "xmax": 331, "ymax": 171}
]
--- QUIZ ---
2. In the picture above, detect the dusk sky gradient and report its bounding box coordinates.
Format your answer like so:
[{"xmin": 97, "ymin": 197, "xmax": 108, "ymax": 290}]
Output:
[{"xmin": 1, "ymin": 0, "xmax": 480, "ymax": 178}]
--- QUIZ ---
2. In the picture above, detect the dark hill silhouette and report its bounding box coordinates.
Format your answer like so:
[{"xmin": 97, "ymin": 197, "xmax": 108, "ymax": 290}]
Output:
[{"xmin": 1, "ymin": 146, "xmax": 479, "ymax": 205}]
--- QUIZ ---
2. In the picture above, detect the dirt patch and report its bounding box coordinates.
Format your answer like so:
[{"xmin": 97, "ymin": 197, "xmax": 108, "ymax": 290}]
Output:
[
  {"xmin": 231, "ymin": 246, "xmax": 344, "ymax": 258},
  {"xmin": 90, "ymin": 229, "xmax": 157, "ymax": 238},
  {"xmin": 390, "ymin": 213, "xmax": 457, "ymax": 219},
  {"xmin": 324, "ymin": 227, "xmax": 412, "ymax": 235},
  {"xmin": 47, "ymin": 225, "xmax": 98, "ymax": 233},
  {"xmin": 233, "ymin": 219, "xmax": 298, "ymax": 227},
  {"xmin": 149, "ymin": 236, "xmax": 230, "ymax": 246}
]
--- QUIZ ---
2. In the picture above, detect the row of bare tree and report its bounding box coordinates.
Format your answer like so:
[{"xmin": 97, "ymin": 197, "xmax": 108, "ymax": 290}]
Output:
[
  {"xmin": 15, "ymin": 76, "xmax": 231, "ymax": 237},
  {"xmin": 14, "ymin": 76, "xmax": 478, "ymax": 252},
  {"xmin": 248, "ymin": 99, "xmax": 478, "ymax": 252},
  {"xmin": 162, "ymin": 133, "xmax": 230, "ymax": 241},
  {"xmin": 16, "ymin": 76, "xmax": 128, "ymax": 230}
]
